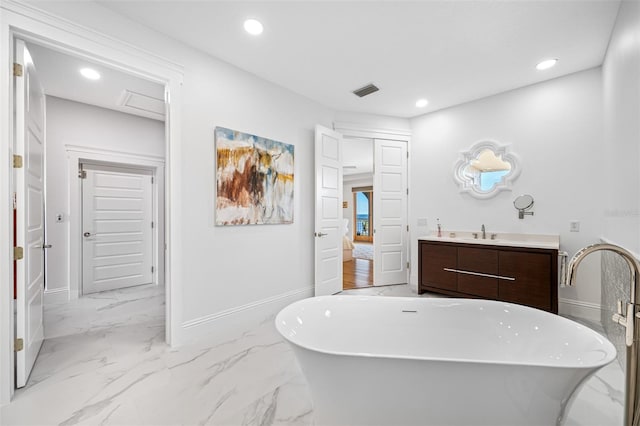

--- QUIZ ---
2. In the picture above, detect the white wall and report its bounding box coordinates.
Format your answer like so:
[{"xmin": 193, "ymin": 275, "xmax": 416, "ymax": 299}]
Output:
[
  {"xmin": 335, "ymin": 111, "xmax": 411, "ymax": 133},
  {"xmin": 28, "ymin": 1, "xmax": 334, "ymax": 341},
  {"xmin": 409, "ymin": 68, "xmax": 605, "ymax": 318},
  {"xmin": 178, "ymin": 56, "xmax": 333, "ymax": 323},
  {"xmin": 602, "ymin": 0, "xmax": 640, "ymax": 255},
  {"xmin": 45, "ymin": 96, "xmax": 165, "ymax": 300}
]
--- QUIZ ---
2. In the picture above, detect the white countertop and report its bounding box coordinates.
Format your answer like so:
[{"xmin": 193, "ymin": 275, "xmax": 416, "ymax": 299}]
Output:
[{"xmin": 419, "ymin": 231, "xmax": 560, "ymax": 250}]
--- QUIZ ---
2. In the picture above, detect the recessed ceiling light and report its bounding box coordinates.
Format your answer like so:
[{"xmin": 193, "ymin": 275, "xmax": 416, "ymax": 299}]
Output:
[
  {"xmin": 80, "ymin": 68, "xmax": 100, "ymax": 80},
  {"xmin": 244, "ymin": 19, "xmax": 264, "ymax": 36},
  {"xmin": 415, "ymin": 99, "xmax": 429, "ymax": 108},
  {"xmin": 536, "ymin": 59, "xmax": 558, "ymax": 71}
]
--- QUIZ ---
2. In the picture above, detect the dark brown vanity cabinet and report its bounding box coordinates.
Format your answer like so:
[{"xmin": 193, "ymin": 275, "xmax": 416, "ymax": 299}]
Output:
[{"xmin": 419, "ymin": 240, "xmax": 558, "ymax": 313}]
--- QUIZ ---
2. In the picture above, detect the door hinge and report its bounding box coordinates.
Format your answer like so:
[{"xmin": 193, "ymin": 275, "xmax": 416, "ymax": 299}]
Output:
[
  {"xmin": 14, "ymin": 338, "xmax": 24, "ymax": 352},
  {"xmin": 14, "ymin": 246, "xmax": 24, "ymax": 260},
  {"xmin": 12, "ymin": 193, "xmax": 17, "ymax": 210},
  {"xmin": 406, "ymin": 188, "xmax": 409, "ymax": 195},
  {"xmin": 151, "ymin": 221, "xmax": 154, "ymax": 229},
  {"xmin": 13, "ymin": 63, "xmax": 23, "ymax": 77},
  {"xmin": 407, "ymin": 151, "xmax": 409, "ymax": 159},
  {"xmin": 151, "ymin": 266, "xmax": 155, "ymax": 273},
  {"xmin": 13, "ymin": 155, "xmax": 23, "ymax": 168},
  {"xmin": 407, "ymin": 225, "xmax": 409, "ymax": 232},
  {"xmin": 151, "ymin": 176, "xmax": 154, "ymax": 184},
  {"xmin": 78, "ymin": 170, "xmax": 87, "ymax": 179},
  {"xmin": 406, "ymin": 261, "xmax": 410, "ymax": 269}
]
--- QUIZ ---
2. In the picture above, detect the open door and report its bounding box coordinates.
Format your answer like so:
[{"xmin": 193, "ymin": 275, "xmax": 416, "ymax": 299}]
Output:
[
  {"xmin": 314, "ymin": 125, "xmax": 343, "ymax": 296},
  {"xmin": 14, "ymin": 39, "xmax": 46, "ymax": 387},
  {"xmin": 373, "ymin": 139, "xmax": 408, "ymax": 286}
]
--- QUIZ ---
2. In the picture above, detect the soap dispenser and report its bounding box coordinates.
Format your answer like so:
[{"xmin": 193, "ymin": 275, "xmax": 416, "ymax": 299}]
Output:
[{"xmin": 437, "ymin": 218, "xmax": 442, "ymax": 238}]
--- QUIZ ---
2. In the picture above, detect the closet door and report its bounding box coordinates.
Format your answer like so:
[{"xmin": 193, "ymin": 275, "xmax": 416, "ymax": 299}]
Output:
[{"xmin": 82, "ymin": 165, "xmax": 153, "ymax": 294}]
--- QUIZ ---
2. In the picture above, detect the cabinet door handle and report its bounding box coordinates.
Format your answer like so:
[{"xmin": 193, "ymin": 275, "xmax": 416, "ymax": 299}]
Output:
[{"xmin": 443, "ymin": 268, "xmax": 515, "ymax": 281}]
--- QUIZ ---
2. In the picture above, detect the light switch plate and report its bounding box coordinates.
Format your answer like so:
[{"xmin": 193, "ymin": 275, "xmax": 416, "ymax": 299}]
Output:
[{"xmin": 569, "ymin": 221, "xmax": 580, "ymax": 232}]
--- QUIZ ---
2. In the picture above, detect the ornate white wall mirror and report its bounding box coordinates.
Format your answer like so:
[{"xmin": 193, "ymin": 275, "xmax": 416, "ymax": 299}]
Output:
[{"xmin": 453, "ymin": 141, "xmax": 521, "ymax": 199}]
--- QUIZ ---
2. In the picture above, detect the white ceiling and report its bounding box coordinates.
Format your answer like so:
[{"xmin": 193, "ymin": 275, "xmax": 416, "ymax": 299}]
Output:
[
  {"xmin": 343, "ymin": 137, "xmax": 373, "ymax": 179},
  {"xmin": 96, "ymin": 0, "xmax": 621, "ymax": 118},
  {"xmin": 26, "ymin": 42, "xmax": 165, "ymax": 121}
]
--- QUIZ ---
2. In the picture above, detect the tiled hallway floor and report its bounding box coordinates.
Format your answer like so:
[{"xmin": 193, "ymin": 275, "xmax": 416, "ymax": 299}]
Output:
[{"xmin": 0, "ymin": 284, "xmax": 624, "ymax": 425}]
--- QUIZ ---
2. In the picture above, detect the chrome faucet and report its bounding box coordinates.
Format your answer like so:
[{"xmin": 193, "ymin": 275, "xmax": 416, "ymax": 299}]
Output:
[
  {"xmin": 481, "ymin": 224, "xmax": 486, "ymax": 239},
  {"xmin": 565, "ymin": 243, "xmax": 640, "ymax": 426}
]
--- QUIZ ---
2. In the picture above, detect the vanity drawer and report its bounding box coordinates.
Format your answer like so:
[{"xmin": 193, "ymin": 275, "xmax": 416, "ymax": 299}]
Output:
[
  {"xmin": 457, "ymin": 247, "xmax": 498, "ymax": 298},
  {"xmin": 420, "ymin": 243, "xmax": 457, "ymax": 291}
]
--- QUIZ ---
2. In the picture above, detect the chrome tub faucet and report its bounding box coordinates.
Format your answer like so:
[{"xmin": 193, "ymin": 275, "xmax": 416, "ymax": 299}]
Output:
[{"xmin": 565, "ymin": 243, "xmax": 640, "ymax": 426}]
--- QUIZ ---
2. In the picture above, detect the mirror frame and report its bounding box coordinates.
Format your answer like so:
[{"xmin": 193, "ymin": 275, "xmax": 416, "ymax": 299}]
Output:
[
  {"xmin": 453, "ymin": 140, "xmax": 521, "ymax": 199},
  {"xmin": 513, "ymin": 194, "xmax": 534, "ymax": 210}
]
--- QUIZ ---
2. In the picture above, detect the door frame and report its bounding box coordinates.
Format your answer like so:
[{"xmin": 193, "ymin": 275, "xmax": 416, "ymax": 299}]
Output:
[
  {"xmin": 333, "ymin": 122, "xmax": 412, "ymax": 286},
  {"xmin": 70, "ymin": 147, "xmax": 165, "ymax": 299},
  {"xmin": 0, "ymin": 1, "xmax": 184, "ymax": 405}
]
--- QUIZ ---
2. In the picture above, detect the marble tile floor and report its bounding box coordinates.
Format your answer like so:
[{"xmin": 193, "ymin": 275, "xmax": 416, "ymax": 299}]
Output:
[
  {"xmin": 0, "ymin": 283, "xmax": 624, "ymax": 425},
  {"xmin": 43, "ymin": 284, "xmax": 165, "ymax": 339}
]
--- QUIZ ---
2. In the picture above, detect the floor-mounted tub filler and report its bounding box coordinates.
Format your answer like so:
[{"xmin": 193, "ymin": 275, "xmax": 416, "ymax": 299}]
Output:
[{"xmin": 276, "ymin": 296, "xmax": 616, "ymax": 426}]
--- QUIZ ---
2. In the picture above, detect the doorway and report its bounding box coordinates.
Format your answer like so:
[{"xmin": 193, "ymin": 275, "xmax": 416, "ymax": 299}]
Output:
[
  {"xmin": 12, "ymin": 38, "xmax": 168, "ymax": 390},
  {"xmin": 1, "ymin": 6, "xmax": 182, "ymax": 403},
  {"xmin": 342, "ymin": 138, "xmax": 375, "ymax": 290},
  {"xmin": 313, "ymin": 127, "xmax": 409, "ymax": 296}
]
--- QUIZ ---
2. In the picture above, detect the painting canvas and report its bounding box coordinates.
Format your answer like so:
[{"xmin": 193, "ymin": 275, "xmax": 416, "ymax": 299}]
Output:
[{"xmin": 215, "ymin": 127, "xmax": 294, "ymax": 225}]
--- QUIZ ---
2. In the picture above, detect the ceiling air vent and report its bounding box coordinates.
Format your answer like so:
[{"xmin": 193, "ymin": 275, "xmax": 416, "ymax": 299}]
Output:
[
  {"xmin": 119, "ymin": 90, "xmax": 165, "ymax": 117},
  {"xmin": 352, "ymin": 83, "xmax": 379, "ymax": 98}
]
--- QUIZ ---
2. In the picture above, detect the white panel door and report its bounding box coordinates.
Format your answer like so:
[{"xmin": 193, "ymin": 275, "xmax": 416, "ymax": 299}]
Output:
[
  {"xmin": 314, "ymin": 125, "xmax": 343, "ymax": 296},
  {"xmin": 82, "ymin": 165, "xmax": 153, "ymax": 294},
  {"xmin": 373, "ymin": 139, "xmax": 408, "ymax": 286},
  {"xmin": 15, "ymin": 40, "xmax": 45, "ymax": 388}
]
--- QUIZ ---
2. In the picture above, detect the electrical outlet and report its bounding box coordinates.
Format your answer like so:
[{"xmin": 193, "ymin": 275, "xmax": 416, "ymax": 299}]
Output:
[{"xmin": 569, "ymin": 221, "xmax": 580, "ymax": 232}]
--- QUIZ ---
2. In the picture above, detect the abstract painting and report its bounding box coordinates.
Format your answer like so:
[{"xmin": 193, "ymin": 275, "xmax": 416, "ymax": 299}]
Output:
[{"xmin": 215, "ymin": 127, "xmax": 294, "ymax": 225}]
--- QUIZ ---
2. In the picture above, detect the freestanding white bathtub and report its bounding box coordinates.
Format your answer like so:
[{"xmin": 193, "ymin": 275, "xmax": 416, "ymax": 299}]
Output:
[{"xmin": 275, "ymin": 296, "xmax": 616, "ymax": 426}]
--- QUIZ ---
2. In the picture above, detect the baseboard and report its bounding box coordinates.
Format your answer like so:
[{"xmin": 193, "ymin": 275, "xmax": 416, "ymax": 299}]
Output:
[
  {"xmin": 180, "ymin": 286, "xmax": 314, "ymax": 345},
  {"xmin": 559, "ymin": 298, "xmax": 602, "ymax": 323},
  {"xmin": 44, "ymin": 288, "xmax": 69, "ymax": 305}
]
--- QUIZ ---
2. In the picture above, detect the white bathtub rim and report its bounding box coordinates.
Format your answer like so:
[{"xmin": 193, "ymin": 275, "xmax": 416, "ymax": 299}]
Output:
[{"xmin": 275, "ymin": 296, "xmax": 617, "ymax": 370}]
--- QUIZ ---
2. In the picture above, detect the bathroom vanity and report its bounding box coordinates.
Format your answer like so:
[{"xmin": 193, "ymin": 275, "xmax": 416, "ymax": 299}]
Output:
[{"xmin": 418, "ymin": 234, "xmax": 559, "ymax": 313}]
